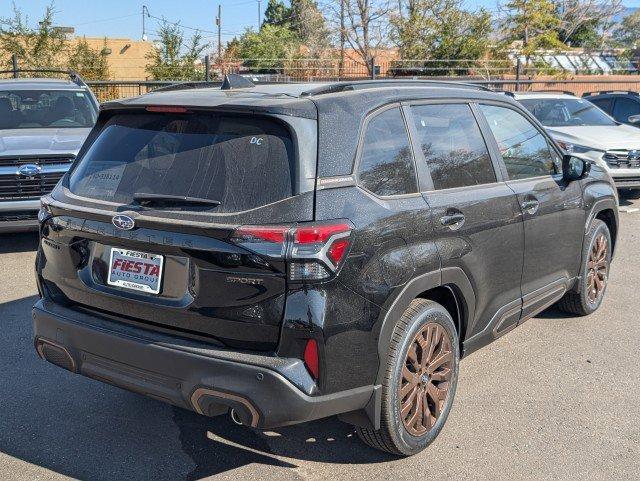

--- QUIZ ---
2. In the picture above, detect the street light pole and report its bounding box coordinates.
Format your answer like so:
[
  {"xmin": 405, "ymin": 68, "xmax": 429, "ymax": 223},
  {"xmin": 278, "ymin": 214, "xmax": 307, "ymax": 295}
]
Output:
[
  {"xmin": 216, "ymin": 4, "xmax": 222, "ymax": 61},
  {"xmin": 257, "ymin": 0, "xmax": 261, "ymax": 29},
  {"xmin": 142, "ymin": 5, "xmax": 149, "ymax": 41}
]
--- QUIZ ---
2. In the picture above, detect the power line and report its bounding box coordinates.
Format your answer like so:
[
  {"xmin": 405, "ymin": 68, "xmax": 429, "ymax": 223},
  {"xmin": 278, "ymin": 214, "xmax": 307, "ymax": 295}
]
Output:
[
  {"xmin": 75, "ymin": 13, "xmax": 138, "ymax": 26},
  {"xmin": 146, "ymin": 12, "xmax": 218, "ymax": 34}
]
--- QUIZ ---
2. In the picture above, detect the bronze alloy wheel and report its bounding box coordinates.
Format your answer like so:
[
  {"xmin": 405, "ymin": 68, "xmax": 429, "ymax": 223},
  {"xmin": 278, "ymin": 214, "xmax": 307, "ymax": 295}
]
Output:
[
  {"xmin": 587, "ymin": 233, "xmax": 608, "ymax": 304},
  {"xmin": 399, "ymin": 322, "xmax": 453, "ymax": 436}
]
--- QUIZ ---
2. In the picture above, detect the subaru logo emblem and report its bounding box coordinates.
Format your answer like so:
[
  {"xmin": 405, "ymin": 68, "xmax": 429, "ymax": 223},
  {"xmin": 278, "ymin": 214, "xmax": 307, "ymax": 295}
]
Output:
[
  {"xmin": 629, "ymin": 150, "xmax": 640, "ymax": 161},
  {"xmin": 112, "ymin": 214, "xmax": 135, "ymax": 230},
  {"xmin": 17, "ymin": 164, "xmax": 41, "ymax": 178}
]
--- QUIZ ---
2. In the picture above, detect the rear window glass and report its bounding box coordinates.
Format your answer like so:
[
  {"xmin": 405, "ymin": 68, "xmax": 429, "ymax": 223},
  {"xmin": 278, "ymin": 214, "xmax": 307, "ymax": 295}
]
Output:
[{"xmin": 69, "ymin": 113, "xmax": 295, "ymax": 213}]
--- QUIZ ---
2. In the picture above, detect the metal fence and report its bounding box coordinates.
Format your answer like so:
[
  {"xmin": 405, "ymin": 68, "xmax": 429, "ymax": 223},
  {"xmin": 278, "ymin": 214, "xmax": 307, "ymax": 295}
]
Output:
[
  {"xmin": 86, "ymin": 80, "xmax": 175, "ymax": 102},
  {"xmin": 85, "ymin": 77, "xmax": 640, "ymax": 103},
  {"xmin": 217, "ymin": 57, "xmax": 640, "ymax": 81}
]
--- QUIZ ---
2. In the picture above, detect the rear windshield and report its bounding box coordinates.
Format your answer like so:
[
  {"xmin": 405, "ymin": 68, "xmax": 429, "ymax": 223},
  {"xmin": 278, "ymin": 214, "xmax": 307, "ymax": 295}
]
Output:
[
  {"xmin": 68, "ymin": 112, "xmax": 295, "ymax": 213},
  {"xmin": 0, "ymin": 89, "xmax": 96, "ymax": 129}
]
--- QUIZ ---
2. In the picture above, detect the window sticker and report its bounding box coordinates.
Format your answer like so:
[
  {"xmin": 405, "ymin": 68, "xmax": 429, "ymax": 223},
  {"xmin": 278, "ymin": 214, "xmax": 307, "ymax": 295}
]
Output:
[{"xmin": 74, "ymin": 161, "xmax": 126, "ymax": 199}]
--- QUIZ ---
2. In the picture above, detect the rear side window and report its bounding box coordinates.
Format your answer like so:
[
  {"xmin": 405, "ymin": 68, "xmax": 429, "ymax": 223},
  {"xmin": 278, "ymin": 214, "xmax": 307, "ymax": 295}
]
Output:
[
  {"xmin": 69, "ymin": 113, "xmax": 295, "ymax": 213},
  {"xmin": 409, "ymin": 103, "xmax": 496, "ymax": 190},
  {"xmin": 357, "ymin": 107, "xmax": 418, "ymax": 196},
  {"xmin": 589, "ymin": 97, "xmax": 612, "ymax": 114},
  {"xmin": 613, "ymin": 97, "xmax": 640, "ymax": 122},
  {"xmin": 479, "ymin": 104, "xmax": 561, "ymax": 180}
]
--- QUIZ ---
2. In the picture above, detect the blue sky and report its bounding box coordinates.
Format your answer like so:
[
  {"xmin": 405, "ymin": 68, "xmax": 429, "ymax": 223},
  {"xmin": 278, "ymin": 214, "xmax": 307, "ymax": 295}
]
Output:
[{"xmin": 2, "ymin": 0, "xmax": 640, "ymax": 50}]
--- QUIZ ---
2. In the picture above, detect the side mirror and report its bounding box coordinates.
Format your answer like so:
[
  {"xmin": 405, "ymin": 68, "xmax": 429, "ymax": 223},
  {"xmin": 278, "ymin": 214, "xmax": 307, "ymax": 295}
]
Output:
[
  {"xmin": 628, "ymin": 114, "xmax": 640, "ymax": 125},
  {"xmin": 563, "ymin": 155, "xmax": 590, "ymax": 182}
]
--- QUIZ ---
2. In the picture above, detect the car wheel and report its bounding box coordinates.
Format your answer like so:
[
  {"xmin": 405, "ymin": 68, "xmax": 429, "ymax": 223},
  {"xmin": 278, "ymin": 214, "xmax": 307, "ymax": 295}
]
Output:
[
  {"xmin": 356, "ymin": 299, "xmax": 459, "ymax": 456},
  {"xmin": 557, "ymin": 219, "xmax": 611, "ymax": 316}
]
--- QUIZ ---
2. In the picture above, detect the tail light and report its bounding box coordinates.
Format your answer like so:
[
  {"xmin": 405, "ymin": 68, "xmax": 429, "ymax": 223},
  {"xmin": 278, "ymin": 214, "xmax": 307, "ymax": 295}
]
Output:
[
  {"xmin": 303, "ymin": 339, "xmax": 320, "ymax": 380},
  {"xmin": 145, "ymin": 106, "xmax": 191, "ymax": 113},
  {"xmin": 229, "ymin": 221, "xmax": 352, "ymax": 281}
]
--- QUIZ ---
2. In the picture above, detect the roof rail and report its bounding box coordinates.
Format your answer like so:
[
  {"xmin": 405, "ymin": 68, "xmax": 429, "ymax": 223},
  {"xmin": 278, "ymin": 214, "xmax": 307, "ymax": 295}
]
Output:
[
  {"xmin": 582, "ymin": 90, "xmax": 639, "ymax": 97},
  {"xmin": 152, "ymin": 81, "xmax": 223, "ymax": 93},
  {"xmin": 300, "ymin": 79, "xmax": 493, "ymax": 97},
  {"xmin": 0, "ymin": 68, "xmax": 88, "ymax": 88},
  {"xmin": 519, "ymin": 90, "xmax": 576, "ymax": 96}
]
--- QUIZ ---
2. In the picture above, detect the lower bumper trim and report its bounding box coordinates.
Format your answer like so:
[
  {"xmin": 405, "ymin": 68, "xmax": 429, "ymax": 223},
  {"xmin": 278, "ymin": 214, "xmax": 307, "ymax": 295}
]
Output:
[{"xmin": 32, "ymin": 299, "xmax": 375, "ymax": 428}]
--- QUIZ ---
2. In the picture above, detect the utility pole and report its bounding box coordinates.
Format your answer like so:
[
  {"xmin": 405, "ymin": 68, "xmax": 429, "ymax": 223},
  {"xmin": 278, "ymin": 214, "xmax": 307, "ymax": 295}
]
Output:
[
  {"xmin": 142, "ymin": 5, "xmax": 149, "ymax": 41},
  {"xmin": 339, "ymin": 0, "xmax": 345, "ymax": 80},
  {"xmin": 12, "ymin": 54, "xmax": 18, "ymax": 78},
  {"xmin": 257, "ymin": 0, "xmax": 262, "ymax": 29},
  {"xmin": 216, "ymin": 4, "xmax": 222, "ymax": 61}
]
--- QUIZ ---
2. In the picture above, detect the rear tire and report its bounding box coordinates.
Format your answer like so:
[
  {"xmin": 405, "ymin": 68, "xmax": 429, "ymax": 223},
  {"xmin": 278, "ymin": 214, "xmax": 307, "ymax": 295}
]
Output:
[
  {"xmin": 557, "ymin": 219, "xmax": 611, "ymax": 316},
  {"xmin": 356, "ymin": 299, "xmax": 459, "ymax": 456}
]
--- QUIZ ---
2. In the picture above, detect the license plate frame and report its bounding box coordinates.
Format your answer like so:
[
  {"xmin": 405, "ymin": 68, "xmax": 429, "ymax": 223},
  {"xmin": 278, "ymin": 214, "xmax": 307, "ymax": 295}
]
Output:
[{"xmin": 107, "ymin": 248, "xmax": 164, "ymax": 295}]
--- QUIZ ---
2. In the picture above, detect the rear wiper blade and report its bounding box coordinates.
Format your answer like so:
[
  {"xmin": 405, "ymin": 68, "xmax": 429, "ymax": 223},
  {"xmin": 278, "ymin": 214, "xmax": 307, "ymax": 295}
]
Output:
[{"xmin": 132, "ymin": 193, "xmax": 222, "ymax": 207}]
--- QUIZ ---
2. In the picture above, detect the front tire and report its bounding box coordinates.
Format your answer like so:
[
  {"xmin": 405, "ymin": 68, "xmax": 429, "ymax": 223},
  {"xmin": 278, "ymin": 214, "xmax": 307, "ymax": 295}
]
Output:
[
  {"xmin": 557, "ymin": 219, "xmax": 611, "ymax": 316},
  {"xmin": 356, "ymin": 299, "xmax": 459, "ymax": 456}
]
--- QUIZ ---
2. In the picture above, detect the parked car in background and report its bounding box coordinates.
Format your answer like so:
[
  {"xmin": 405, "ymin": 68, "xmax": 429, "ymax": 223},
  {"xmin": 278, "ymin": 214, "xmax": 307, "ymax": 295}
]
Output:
[
  {"xmin": 513, "ymin": 91, "xmax": 640, "ymax": 190},
  {"xmin": 583, "ymin": 90, "xmax": 640, "ymax": 127},
  {"xmin": 33, "ymin": 78, "xmax": 618, "ymax": 456},
  {"xmin": 0, "ymin": 69, "xmax": 98, "ymax": 233}
]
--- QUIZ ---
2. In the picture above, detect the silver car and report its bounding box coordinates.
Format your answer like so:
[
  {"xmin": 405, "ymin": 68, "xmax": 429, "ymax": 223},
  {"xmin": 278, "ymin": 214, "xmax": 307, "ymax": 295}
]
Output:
[
  {"xmin": 513, "ymin": 91, "xmax": 640, "ymax": 190},
  {"xmin": 0, "ymin": 70, "xmax": 98, "ymax": 232}
]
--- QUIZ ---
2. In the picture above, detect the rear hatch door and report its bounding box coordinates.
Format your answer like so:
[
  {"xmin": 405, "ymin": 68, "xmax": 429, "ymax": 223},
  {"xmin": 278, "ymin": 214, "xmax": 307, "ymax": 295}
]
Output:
[{"xmin": 39, "ymin": 107, "xmax": 316, "ymax": 350}]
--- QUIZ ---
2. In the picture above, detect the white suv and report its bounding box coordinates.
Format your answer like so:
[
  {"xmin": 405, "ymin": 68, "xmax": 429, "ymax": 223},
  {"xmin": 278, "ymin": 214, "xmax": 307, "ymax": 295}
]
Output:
[{"xmin": 513, "ymin": 91, "xmax": 640, "ymax": 189}]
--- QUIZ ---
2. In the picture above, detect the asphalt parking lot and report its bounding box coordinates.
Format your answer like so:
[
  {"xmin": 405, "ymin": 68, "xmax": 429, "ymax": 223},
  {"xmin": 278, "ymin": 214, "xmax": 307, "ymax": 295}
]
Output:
[{"xmin": 1, "ymin": 195, "xmax": 639, "ymax": 481}]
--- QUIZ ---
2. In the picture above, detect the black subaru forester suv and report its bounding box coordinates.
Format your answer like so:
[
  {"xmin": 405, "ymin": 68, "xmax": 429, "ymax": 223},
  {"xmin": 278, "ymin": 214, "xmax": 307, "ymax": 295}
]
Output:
[{"xmin": 33, "ymin": 78, "xmax": 618, "ymax": 456}]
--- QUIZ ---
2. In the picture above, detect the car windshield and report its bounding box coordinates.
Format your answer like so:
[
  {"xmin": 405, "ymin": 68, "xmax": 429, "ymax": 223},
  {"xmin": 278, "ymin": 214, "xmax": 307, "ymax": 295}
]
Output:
[
  {"xmin": 519, "ymin": 98, "xmax": 616, "ymax": 127},
  {"xmin": 0, "ymin": 89, "xmax": 97, "ymax": 129}
]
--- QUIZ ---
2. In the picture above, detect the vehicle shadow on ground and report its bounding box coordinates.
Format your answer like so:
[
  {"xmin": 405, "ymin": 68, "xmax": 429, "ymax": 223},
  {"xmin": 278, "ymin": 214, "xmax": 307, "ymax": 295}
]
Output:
[
  {"xmin": 535, "ymin": 306, "xmax": 576, "ymax": 319},
  {"xmin": 0, "ymin": 232, "xmax": 39, "ymax": 254},
  {"xmin": 173, "ymin": 408, "xmax": 396, "ymax": 480},
  {"xmin": 0, "ymin": 295, "xmax": 393, "ymax": 481},
  {"xmin": 617, "ymin": 190, "xmax": 640, "ymax": 207}
]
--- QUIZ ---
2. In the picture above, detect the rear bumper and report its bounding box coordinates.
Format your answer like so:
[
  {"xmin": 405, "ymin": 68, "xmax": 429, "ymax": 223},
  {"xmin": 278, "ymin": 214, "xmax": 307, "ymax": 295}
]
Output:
[{"xmin": 32, "ymin": 299, "xmax": 375, "ymax": 428}]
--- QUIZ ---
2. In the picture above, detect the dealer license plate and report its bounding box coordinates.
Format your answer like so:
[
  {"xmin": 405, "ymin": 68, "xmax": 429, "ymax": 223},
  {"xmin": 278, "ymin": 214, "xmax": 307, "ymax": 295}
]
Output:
[{"xmin": 107, "ymin": 248, "xmax": 164, "ymax": 294}]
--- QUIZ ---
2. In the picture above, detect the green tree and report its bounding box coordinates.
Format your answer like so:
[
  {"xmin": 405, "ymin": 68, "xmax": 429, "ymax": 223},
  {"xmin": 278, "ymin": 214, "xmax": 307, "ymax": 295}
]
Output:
[
  {"xmin": 502, "ymin": 0, "xmax": 565, "ymax": 70},
  {"xmin": 554, "ymin": 0, "xmax": 624, "ymax": 49},
  {"xmin": 391, "ymin": 0, "xmax": 492, "ymax": 75},
  {"xmin": 614, "ymin": 10, "xmax": 640, "ymax": 48},
  {"xmin": 145, "ymin": 21, "xmax": 209, "ymax": 80},
  {"xmin": 0, "ymin": 2, "xmax": 67, "ymax": 70},
  {"xmin": 290, "ymin": 0, "xmax": 330, "ymax": 56},
  {"xmin": 68, "ymin": 37, "xmax": 110, "ymax": 80},
  {"xmin": 561, "ymin": 18, "xmax": 600, "ymax": 48},
  {"xmin": 236, "ymin": 24, "xmax": 300, "ymax": 71},
  {"xmin": 263, "ymin": 0, "xmax": 292, "ymax": 27},
  {"xmin": 0, "ymin": 2, "xmax": 112, "ymax": 79}
]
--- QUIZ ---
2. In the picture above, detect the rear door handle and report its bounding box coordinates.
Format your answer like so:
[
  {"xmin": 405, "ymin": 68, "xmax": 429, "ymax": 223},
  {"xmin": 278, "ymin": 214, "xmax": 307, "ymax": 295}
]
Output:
[
  {"xmin": 521, "ymin": 199, "xmax": 540, "ymax": 215},
  {"xmin": 440, "ymin": 213, "xmax": 465, "ymax": 230}
]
